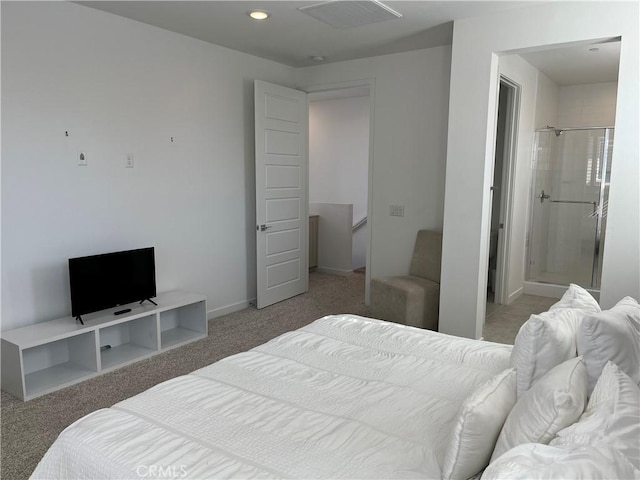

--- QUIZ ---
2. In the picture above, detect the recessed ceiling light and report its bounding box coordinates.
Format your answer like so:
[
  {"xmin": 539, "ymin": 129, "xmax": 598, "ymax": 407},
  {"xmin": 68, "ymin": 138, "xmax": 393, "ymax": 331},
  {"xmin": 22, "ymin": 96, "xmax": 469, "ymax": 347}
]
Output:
[
  {"xmin": 248, "ymin": 10, "xmax": 270, "ymax": 20},
  {"xmin": 311, "ymin": 56, "xmax": 326, "ymax": 62}
]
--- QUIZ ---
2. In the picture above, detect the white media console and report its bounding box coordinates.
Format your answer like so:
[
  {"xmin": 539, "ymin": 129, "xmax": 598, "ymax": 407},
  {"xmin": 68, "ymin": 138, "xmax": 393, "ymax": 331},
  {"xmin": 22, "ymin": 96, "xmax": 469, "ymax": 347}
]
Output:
[{"xmin": 1, "ymin": 291, "xmax": 207, "ymax": 401}]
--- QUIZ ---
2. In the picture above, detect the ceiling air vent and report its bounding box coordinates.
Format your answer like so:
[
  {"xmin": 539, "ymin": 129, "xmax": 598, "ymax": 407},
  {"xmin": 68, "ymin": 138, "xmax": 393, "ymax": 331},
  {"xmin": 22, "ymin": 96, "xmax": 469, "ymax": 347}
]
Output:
[{"xmin": 298, "ymin": 1, "xmax": 403, "ymax": 29}]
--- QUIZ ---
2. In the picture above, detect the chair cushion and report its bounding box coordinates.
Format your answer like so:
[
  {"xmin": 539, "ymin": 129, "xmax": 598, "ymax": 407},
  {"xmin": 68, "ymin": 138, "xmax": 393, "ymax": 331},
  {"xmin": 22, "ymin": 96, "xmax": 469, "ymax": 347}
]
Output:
[
  {"xmin": 370, "ymin": 275, "xmax": 439, "ymax": 330},
  {"xmin": 409, "ymin": 230, "xmax": 442, "ymax": 283}
]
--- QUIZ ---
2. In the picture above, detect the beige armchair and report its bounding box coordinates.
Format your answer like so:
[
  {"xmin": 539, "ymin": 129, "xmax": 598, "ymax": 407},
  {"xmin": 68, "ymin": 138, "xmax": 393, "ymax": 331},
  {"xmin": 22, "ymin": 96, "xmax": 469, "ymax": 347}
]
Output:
[{"xmin": 370, "ymin": 230, "xmax": 442, "ymax": 330}]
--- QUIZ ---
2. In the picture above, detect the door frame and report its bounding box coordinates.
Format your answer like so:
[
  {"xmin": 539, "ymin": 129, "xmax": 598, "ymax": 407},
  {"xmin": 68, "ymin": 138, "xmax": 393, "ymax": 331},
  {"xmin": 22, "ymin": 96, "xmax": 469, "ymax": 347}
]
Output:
[
  {"xmin": 493, "ymin": 76, "xmax": 521, "ymax": 305},
  {"xmin": 302, "ymin": 78, "xmax": 376, "ymax": 303}
]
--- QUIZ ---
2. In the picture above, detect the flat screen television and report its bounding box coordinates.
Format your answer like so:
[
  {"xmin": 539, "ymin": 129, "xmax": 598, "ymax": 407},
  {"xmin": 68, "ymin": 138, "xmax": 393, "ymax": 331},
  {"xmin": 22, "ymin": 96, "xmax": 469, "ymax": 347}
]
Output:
[{"xmin": 69, "ymin": 247, "xmax": 156, "ymax": 323}]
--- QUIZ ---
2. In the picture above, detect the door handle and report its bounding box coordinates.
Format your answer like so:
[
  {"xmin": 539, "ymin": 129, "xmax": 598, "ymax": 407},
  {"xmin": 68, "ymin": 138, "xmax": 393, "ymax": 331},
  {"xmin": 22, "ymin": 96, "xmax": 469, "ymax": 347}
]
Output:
[
  {"xmin": 258, "ymin": 224, "xmax": 271, "ymax": 231},
  {"xmin": 539, "ymin": 189, "xmax": 551, "ymax": 203}
]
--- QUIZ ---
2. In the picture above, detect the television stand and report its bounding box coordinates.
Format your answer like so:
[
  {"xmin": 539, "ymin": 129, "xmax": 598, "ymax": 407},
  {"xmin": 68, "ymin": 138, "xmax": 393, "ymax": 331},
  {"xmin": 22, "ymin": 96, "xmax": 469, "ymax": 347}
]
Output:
[
  {"xmin": 140, "ymin": 298, "xmax": 158, "ymax": 306},
  {"xmin": 75, "ymin": 316, "xmax": 85, "ymax": 325},
  {"xmin": 1, "ymin": 291, "xmax": 206, "ymax": 401}
]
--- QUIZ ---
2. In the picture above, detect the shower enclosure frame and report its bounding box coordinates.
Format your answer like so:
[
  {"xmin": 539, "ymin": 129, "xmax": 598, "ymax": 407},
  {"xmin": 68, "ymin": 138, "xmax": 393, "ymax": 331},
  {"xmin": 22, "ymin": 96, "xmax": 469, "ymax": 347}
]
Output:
[{"xmin": 526, "ymin": 125, "xmax": 613, "ymax": 291}]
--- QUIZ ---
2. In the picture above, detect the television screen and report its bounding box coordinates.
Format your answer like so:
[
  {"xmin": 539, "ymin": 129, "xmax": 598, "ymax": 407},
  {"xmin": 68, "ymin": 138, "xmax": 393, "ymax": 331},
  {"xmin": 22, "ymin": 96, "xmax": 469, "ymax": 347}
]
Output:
[{"xmin": 69, "ymin": 247, "xmax": 156, "ymax": 318}]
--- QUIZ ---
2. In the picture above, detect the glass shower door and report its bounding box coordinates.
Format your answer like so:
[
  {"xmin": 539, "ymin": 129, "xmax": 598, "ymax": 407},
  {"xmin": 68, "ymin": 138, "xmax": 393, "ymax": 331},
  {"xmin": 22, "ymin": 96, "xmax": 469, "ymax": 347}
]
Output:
[{"xmin": 527, "ymin": 128, "xmax": 612, "ymax": 289}]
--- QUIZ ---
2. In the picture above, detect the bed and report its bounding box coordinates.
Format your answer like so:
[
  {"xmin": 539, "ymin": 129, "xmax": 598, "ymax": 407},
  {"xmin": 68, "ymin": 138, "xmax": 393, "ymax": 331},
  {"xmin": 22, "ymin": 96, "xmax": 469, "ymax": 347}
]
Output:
[
  {"xmin": 31, "ymin": 287, "xmax": 640, "ymax": 480},
  {"xmin": 31, "ymin": 314, "xmax": 512, "ymax": 479}
]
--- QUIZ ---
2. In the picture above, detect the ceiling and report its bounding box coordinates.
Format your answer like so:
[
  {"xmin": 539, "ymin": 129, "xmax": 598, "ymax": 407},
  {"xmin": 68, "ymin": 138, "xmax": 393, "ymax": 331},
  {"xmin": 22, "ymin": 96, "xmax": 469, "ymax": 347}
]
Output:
[
  {"xmin": 76, "ymin": 1, "xmax": 620, "ymax": 84},
  {"xmin": 519, "ymin": 40, "xmax": 620, "ymax": 86},
  {"xmin": 77, "ymin": 1, "xmax": 538, "ymax": 67}
]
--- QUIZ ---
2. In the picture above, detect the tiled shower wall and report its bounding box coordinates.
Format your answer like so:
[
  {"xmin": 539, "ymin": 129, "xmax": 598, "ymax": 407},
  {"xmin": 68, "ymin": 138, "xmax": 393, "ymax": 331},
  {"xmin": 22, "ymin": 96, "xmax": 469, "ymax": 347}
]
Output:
[{"xmin": 556, "ymin": 82, "xmax": 618, "ymax": 128}]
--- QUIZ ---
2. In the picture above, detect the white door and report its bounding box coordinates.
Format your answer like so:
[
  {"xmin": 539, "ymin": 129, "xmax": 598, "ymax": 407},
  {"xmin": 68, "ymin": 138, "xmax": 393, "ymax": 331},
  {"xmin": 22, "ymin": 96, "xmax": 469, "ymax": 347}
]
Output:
[{"xmin": 255, "ymin": 80, "xmax": 308, "ymax": 309}]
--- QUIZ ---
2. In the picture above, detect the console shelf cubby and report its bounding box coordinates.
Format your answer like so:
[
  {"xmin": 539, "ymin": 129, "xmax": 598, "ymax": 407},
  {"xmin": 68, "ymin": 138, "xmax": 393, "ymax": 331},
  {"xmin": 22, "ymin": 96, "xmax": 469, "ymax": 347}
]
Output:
[
  {"xmin": 160, "ymin": 302, "xmax": 207, "ymax": 349},
  {"xmin": 1, "ymin": 291, "xmax": 206, "ymax": 401},
  {"xmin": 23, "ymin": 331, "xmax": 98, "ymax": 399},
  {"xmin": 99, "ymin": 314, "xmax": 158, "ymax": 371}
]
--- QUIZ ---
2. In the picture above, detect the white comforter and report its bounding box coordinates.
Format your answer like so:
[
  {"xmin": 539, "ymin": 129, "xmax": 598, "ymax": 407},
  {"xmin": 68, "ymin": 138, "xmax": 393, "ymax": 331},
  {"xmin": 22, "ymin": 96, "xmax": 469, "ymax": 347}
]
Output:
[{"xmin": 32, "ymin": 314, "xmax": 512, "ymax": 479}]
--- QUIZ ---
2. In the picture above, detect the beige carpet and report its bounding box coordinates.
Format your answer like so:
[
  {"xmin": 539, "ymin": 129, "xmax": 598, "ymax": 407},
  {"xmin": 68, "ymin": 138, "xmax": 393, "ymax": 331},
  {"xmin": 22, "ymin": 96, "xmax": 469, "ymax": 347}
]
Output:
[
  {"xmin": 0, "ymin": 272, "xmax": 551, "ymax": 479},
  {"xmin": 0, "ymin": 272, "xmax": 370, "ymax": 479},
  {"xmin": 483, "ymin": 294, "xmax": 557, "ymax": 344}
]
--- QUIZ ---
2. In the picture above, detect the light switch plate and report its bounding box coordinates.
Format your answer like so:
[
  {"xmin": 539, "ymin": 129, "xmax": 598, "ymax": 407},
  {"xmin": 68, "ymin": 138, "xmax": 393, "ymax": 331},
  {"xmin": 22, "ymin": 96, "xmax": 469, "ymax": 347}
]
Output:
[{"xmin": 390, "ymin": 204, "xmax": 405, "ymax": 217}]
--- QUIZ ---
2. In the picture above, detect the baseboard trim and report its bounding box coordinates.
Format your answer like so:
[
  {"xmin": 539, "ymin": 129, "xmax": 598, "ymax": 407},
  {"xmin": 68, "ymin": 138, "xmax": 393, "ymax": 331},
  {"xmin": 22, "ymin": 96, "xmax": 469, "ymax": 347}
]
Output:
[
  {"xmin": 523, "ymin": 281, "xmax": 600, "ymax": 301},
  {"xmin": 315, "ymin": 267, "xmax": 353, "ymax": 276},
  {"xmin": 506, "ymin": 287, "xmax": 524, "ymax": 305},
  {"xmin": 523, "ymin": 281, "xmax": 563, "ymax": 299},
  {"xmin": 208, "ymin": 299, "xmax": 254, "ymax": 320}
]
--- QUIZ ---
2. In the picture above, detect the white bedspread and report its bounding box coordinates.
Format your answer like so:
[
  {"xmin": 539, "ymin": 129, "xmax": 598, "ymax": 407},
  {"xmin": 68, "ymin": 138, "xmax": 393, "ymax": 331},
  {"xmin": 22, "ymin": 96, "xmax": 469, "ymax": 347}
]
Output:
[{"xmin": 32, "ymin": 315, "xmax": 512, "ymax": 479}]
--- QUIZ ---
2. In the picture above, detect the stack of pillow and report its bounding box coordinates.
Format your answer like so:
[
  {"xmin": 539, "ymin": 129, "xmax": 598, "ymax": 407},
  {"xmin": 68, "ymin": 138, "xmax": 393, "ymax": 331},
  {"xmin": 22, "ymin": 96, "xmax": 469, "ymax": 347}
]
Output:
[{"xmin": 440, "ymin": 284, "xmax": 640, "ymax": 480}]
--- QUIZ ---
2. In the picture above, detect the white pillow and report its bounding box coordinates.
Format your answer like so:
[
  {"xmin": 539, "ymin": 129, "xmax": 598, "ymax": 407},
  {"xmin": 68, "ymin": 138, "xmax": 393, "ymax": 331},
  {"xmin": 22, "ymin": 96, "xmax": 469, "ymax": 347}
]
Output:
[
  {"xmin": 550, "ymin": 361, "xmax": 640, "ymax": 470},
  {"xmin": 491, "ymin": 357, "xmax": 587, "ymax": 462},
  {"xmin": 577, "ymin": 296, "xmax": 640, "ymax": 394},
  {"xmin": 549, "ymin": 283, "xmax": 600, "ymax": 313},
  {"xmin": 510, "ymin": 308, "xmax": 585, "ymax": 397},
  {"xmin": 442, "ymin": 369, "xmax": 517, "ymax": 480},
  {"xmin": 481, "ymin": 443, "xmax": 639, "ymax": 480}
]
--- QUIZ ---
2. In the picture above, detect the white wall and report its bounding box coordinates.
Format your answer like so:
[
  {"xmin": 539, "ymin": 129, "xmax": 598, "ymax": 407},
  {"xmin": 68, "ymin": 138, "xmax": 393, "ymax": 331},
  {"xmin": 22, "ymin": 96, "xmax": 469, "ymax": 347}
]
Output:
[
  {"xmin": 352, "ymin": 224, "xmax": 368, "ymax": 270},
  {"xmin": 1, "ymin": 5, "xmax": 451, "ymax": 329},
  {"xmin": 296, "ymin": 47, "xmax": 452, "ymax": 297},
  {"xmin": 309, "ymin": 203, "xmax": 353, "ymax": 275},
  {"xmin": 534, "ymin": 71, "xmax": 560, "ymax": 129},
  {"xmin": 557, "ymin": 82, "xmax": 618, "ymax": 127},
  {"xmin": 497, "ymin": 55, "xmax": 540, "ymax": 304},
  {"xmin": 1, "ymin": 2, "xmax": 294, "ymax": 330},
  {"xmin": 309, "ymin": 96, "xmax": 370, "ymax": 222},
  {"xmin": 308, "ymin": 96, "xmax": 370, "ymax": 269},
  {"xmin": 441, "ymin": 1, "xmax": 639, "ymax": 339}
]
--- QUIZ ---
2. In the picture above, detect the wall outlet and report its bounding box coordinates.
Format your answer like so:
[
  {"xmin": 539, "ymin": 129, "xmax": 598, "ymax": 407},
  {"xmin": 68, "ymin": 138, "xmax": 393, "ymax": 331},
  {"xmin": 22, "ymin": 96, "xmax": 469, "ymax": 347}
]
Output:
[
  {"xmin": 390, "ymin": 204, "xmax": 405, "ymax": 217},
  {"xmin": 126, "ymin": 154, "xmax": 134, "ymax": 168},
  {"xmin": 78, "ymin": 151, "xmax": 87, "ymax": 166}
]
